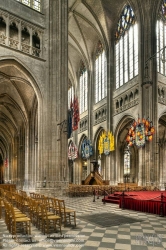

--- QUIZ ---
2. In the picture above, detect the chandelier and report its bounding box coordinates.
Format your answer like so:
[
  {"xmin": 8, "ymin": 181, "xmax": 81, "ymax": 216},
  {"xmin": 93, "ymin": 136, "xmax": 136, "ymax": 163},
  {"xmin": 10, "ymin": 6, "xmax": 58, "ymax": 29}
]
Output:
[{"xmin": 126, "ymin": 117, "xmax": 155, "ymax": 147}]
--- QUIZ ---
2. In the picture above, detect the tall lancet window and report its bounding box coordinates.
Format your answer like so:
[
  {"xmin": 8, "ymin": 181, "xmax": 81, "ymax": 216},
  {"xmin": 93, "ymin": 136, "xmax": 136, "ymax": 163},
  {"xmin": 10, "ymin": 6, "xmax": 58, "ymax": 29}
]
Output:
[
  {"xmin": 124, "ymin": 146, "xmax": 130, "ymax": 175},
  {"xmin": 157, "ymin": 0, "xmax": 166, "ymax": 75},
  {"xmin": 95, "ymin": 41, "xmax": 107, "ymax": 103},
  {"xmin": 79, "ymin": 62, "xmax": 88, "ymax": 114},
  {"xmin": 68, "ymin": 81, "xmax": 74, "ymax": 109},
  {"xmin": 115, "ymin": 5, "xmax": 138, "ymax": 89}
]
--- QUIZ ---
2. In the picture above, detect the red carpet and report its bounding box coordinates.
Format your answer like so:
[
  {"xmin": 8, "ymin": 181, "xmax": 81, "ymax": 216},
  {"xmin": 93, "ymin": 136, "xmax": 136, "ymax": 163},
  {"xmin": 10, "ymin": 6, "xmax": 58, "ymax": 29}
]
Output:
[{"xmin": 102, "ymin": 191, "xmax": 166, "ymax": 216}]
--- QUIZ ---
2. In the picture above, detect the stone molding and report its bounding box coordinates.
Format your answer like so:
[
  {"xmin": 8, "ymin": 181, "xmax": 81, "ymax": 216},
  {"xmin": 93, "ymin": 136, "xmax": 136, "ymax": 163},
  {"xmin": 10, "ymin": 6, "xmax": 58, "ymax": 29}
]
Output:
[
  {"xmin": 79, "ymin": 116, "xmax": 88, "ymax": 133},
  {"xmin": 94, "ymin": 104, "xmax": 107, "ymax": 125},
  {"xmin": 0, "ymin": 8, "xmax": 43, "ymax": 58},
  {"xmin": 114, "ymin": 87, "xmax": 139, "ymax": 115},
  {"xmin": 158, "ymin": 85, "xmax": 166, "ymax": 105}
]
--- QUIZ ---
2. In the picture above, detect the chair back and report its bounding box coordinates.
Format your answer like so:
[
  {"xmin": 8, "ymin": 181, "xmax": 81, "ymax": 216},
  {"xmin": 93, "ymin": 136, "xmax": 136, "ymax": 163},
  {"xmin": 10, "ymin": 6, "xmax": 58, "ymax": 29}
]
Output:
[
  {"xmin": 52, "ymin": 198, "xmax": 60, "ymax": 215},
  {"xmin": 58, "ymin": 199, "xmax": 66, "ymax": 213},
  {"xmin": 41, "ymin": 204, "xmax": 48, "ymax": 219}
]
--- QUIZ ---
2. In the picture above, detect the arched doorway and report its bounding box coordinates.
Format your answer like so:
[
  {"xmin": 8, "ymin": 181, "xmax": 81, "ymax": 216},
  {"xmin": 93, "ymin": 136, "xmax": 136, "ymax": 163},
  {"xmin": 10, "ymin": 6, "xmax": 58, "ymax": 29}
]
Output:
[
  {"xmin": 158, "ymin": 115, "xmax": 166, "ymax": 189},
  {"xmin": 0, "ymin": 59, "xmax": 41, "ymax": 190},
  {"xmin": 93, "ymin": 128, "xmax": 107, "ymax": 183},
  {"xmin": 115, "ymin": 115, "xmax": 139, "ymax": 185}
]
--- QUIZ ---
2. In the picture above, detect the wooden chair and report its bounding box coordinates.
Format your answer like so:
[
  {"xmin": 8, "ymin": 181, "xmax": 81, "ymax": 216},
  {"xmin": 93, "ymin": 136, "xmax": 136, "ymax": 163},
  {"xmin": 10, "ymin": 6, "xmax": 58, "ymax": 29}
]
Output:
[
  {"xmin": 9, "ymin": 203, "xmax": 31, "ymax": 238},
  {"xmin": 50, "ymin": 198, "xmax": 61, "ymax": 216},
  {"xmin": 30, "ymin": 199, "xmax": 55, "ymax": 230},
  {"xmin": 0, "ymin": 197, "xmax": 5, "ymax": 219},
  {"xmin": 20, "ymin": 196, "xmax": 29, "ymax": 213},
  {"xmin": 41, "ymin": 204, "xmax": 62, "ymax": 235},
  {"xmin": 58, "ymin": 199, "xmax": 76, "ymax": 227},
  {"xmin": 4, "ymin": 201, "xmax": 29, "ymax": 234},
  {"xmin": 28, "ymin": 199, "xmax": 38, "ymax": 226},
  {"xmin": 34, "ymin": 201, "xmax": 43, "ymax": 230},
  {"xmin": 42, "ymin": 196, "xmax": 53, "ymax": 211}
]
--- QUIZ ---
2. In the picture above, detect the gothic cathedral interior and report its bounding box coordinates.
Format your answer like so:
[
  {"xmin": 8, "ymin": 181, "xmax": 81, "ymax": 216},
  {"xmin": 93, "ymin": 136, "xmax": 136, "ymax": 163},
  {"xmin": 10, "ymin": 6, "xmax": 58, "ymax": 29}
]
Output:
[{"xmin": 0, "ymin": 0, "xmax": 166, "ymax": 192}]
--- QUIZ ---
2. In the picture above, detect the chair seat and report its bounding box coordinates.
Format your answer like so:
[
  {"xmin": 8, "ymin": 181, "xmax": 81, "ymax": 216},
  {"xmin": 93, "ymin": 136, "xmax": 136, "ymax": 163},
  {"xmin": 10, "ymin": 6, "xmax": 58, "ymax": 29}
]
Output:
[
  {"xmin": 65, "ymin": 208, "xmax": 75, "ymax": 213},
  {"xmin": 15, "ymin": 213, "xmax": 28, "ymax": 217},
  {"xmin": 14, "ymin": 217, "xmax": 31, "ymax": 222},
  {"xmin": 43, "ymin": 215, "xmax": 61, "ymax": 220},
  {"xmin": 47, "ymin": 212, "xmax": 55, "ymax": 216}
]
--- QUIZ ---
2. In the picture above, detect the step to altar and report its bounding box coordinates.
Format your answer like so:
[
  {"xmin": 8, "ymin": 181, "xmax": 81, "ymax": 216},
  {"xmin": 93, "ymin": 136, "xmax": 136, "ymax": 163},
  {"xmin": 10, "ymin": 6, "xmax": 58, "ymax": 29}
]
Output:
[{"xmin": 102, "ymin": 192, "xmax": 121, "ymax": 204}]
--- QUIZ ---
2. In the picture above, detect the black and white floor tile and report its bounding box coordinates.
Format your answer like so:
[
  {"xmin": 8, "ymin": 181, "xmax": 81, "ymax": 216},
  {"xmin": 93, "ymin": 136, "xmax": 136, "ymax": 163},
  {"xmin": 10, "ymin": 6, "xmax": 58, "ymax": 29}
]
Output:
[{"xmin": 0, "ymin": 195, "xmax": 166, "ymax": 250}]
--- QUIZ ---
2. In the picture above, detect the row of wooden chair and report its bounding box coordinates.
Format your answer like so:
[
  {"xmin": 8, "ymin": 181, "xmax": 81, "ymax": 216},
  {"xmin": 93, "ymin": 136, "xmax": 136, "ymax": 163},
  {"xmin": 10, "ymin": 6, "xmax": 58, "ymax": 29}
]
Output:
[
  {"xmin": 3, "ymin": 199, "xmax": 31, "ymax": 239},
  {"xmin": 0, "ymin": 189, "xmax": 76, "ymax": 237},
  {"xmin": 27, "ymin": 197, "xmax": 62, "ymax": 235},
  {"xmin": 28, "ymin": 195, "xmax": 76, "ymax": 232},
  {"xmin": 29, "ymin": 192, "xmax": 44, "ymax": 199}
]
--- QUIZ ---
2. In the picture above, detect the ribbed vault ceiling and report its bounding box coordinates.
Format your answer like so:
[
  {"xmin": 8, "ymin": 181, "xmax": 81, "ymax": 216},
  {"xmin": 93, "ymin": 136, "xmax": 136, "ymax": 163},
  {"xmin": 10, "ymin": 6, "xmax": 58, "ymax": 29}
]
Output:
[{"xmin": 68, "ymin": 0, "xmax": 127, "ymax": 85}]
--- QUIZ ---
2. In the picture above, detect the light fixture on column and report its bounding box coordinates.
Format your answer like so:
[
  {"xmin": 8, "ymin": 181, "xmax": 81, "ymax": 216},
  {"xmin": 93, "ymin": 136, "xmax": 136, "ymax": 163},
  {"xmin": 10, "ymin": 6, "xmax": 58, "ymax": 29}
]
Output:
[
  {"xmin": 142, "ymin": 45, "xmax": 166, "ymax": 88},
  {"xmin": 57, "ymin": 119, "xmax": 67, "ymax": 141},
  {"xmin": 142, "ymin": 64, "xmax": 152, "ymax": 88}
]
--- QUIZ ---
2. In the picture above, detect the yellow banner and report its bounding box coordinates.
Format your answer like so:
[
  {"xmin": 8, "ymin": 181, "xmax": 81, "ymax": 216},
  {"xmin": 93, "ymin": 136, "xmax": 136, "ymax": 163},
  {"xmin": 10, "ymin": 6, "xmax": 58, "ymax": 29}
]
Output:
[{"xmin": 98, "ymin": 130, "xmax": 115, "ymax": 155}]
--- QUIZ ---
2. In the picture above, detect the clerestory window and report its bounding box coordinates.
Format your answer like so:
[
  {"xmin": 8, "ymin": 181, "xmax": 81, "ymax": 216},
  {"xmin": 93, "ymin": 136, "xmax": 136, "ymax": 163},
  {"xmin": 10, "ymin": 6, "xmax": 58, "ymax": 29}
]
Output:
[
  {"xmin": 16, "ymin": 0, "xmax": 41, "ymax": 12},
  {"xmin": 115, "ymin": 5, "xmax": 138, "ymax": 89},
  {"xmin": 79, "ymin": 62, "xmax": 88, "ymax": 114},
  {"xmin": 68, "ymin": 82, "xmax": 74, "ymax": 109},
  {"xmin": 95, "ymin": 41, "xmax": 107, "ymax": 103},
  {"xmin": 157, "ymin": 0, "xmax": 166, "ymax": 75}
]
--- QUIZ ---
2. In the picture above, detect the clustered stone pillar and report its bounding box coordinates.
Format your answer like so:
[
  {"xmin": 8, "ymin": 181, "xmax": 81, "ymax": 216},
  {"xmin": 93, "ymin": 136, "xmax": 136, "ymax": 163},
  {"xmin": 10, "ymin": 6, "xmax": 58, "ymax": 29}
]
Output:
[{"xmin": 45, "ymin": 0, "xmax": 68, "ymax": 183}]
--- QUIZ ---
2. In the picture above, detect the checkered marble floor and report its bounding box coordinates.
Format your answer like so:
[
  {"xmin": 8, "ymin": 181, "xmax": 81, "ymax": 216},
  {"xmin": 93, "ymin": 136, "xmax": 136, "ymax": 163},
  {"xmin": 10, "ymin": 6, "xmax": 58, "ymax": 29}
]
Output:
[{"xmin": 0, "ymin": 195, "xmax": 166, "ymax": 250}]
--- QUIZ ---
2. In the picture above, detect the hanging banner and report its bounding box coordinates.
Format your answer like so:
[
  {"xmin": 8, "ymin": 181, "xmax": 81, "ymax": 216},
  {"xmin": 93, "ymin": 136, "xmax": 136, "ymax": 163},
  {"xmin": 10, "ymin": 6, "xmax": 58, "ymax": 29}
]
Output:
[
  {"xmin": 81, "ymin": 138, "xmax": 93, "ymax": 159},
  {"xmin": 135, "ymin": 123, "xmax": 145, "ymax": 147},
  {"xmin": 68, "ymin": 141, "xmax": 78, "ymax": 161},
  {"xmin": 126, "ymin": 117, "xmax": 155, "ymax": 147},
  {"xmin": 98, "ymin": 131, "xmax": 105, "ymax": 155},
  {"xmin": 4, "ymin": 158, "xmax": 8, "ymax": 167},
  {"xmin": 98, "ymin": 130, "xmax": 115, "ymax": 155},
  {"xmin": 108, "ymin": 131, "xmax": 115, "ymax": 151},
  {"xmin": 103, "ymin": 136, "xmax": 110, "ymax": 155}
]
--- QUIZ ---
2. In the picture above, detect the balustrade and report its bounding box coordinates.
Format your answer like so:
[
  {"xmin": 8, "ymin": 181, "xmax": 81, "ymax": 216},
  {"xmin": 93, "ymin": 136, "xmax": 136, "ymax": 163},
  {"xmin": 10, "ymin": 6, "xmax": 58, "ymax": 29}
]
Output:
[{"xmin": 0, "ymin": 9, "xmax": 43, "ymax": 58}]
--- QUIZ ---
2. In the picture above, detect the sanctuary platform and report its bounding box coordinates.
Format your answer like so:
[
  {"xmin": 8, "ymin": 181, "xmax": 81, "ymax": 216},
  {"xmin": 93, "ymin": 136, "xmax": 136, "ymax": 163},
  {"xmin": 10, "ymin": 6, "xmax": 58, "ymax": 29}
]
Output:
[{"xmin": 102, "ymin": 191, "xmax": 166, "ymax": 216}]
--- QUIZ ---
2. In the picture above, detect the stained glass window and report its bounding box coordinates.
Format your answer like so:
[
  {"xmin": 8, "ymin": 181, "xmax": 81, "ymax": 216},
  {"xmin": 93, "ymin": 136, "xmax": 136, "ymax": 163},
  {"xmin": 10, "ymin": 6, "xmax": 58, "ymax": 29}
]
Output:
[
  {"xmin": 115, "ymin": 5, "xmax": 138, "ymax": 89},
  {"xmin": 157, "ymin": 0, "xmax": 166, "ymax": 75},
  {"xmin": 79, "ymin": 62, "xmax": 88, "ymax": 114},
  {"xmin": 159, "ymin": 0, "xmax": 166, "ymax": 20},
  {"xmin": 95, "ymin": 41, "xmax": 107, "ymax": 103}
]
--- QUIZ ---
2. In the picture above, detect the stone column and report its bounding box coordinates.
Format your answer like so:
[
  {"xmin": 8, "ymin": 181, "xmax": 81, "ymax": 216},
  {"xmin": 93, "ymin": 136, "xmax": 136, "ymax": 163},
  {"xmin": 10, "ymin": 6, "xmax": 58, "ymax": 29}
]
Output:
[
  {"xmin": 107, "ymin": 41, "xmax": 115, "ymax": 185},
  {"xmin": 45, "ymin": 0, "xmax": 68, "ymax": 183},
  {"xmin": 140, "ymin": 1, "xmax": 158, "ymax": 186},
  {"xmin": 6, "ymin": 15, "xmax": 9, "ymax": 46},
  {"xmin": 18, "ymin": 22, "xmax": 21, "ymax": 50},
  {"xmin": 29, "ymin": 28, "xmax": 32, "ymax": 55}
]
